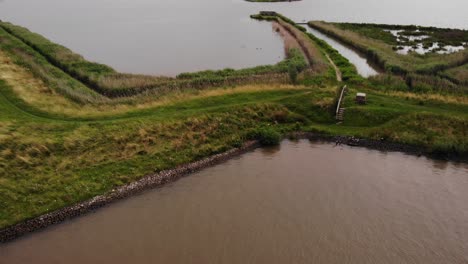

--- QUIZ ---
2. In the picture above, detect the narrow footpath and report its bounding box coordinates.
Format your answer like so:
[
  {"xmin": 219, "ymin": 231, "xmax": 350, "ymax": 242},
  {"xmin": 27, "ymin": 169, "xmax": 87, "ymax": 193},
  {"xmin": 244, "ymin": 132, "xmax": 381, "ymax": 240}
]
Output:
[{"xmin": 326, "ymin": 54, "xmax": 342, "ymax": 82}]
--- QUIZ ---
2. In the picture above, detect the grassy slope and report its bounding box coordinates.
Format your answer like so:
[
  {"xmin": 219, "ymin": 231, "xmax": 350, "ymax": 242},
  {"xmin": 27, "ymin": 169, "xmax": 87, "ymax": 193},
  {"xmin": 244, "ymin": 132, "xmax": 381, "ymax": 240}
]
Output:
[
  {"xmin": 0, "ymin": 27, "xmax": 105, "ymax": 104},
  {"xmin": 441, "ymin": 63, "xmax": 468, "ymax": 85},
  {"xmin": 1, "ymin": 16, "xmax": 468, "ymax": 229},
  {"xmin": 2, "ymin": 73, "xmax": 468, "ymax": 228},
  {"xmin": 250, "ymin": 13, "xmax": 356, "ymax": 82},
  {"xmin": 0, "ymin": 78, "xmax": 336, "ymax": 227}
]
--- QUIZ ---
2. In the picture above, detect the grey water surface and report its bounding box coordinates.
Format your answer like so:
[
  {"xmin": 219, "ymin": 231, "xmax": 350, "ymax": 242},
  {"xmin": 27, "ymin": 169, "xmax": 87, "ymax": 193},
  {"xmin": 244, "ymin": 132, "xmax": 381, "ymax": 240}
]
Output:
[{"xmin": 0, "ymin": 0, "xmax": 466, "ymax": 75}]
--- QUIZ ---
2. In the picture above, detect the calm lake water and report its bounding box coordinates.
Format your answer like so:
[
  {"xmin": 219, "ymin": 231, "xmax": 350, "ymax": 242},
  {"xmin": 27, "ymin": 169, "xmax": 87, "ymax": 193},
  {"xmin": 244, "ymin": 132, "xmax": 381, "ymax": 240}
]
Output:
[
  {"xmin": 1, "ymin": 140, "xmax": 468, "ymax": 264},
  {"xmin": 0, "ymin": 0, "xmax": 467, "ymax": 75}
]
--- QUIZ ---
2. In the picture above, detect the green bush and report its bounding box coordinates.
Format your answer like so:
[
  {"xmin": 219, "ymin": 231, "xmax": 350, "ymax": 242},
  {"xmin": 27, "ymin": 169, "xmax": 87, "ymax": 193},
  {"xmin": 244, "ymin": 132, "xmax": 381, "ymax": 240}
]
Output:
[
  {"xmin": 248, "ymin": 127, "xmax": 281, "ymax": 146},
  {"xmin": 288, "ymin": 63, "xmax": 298, "ymax": 84}
]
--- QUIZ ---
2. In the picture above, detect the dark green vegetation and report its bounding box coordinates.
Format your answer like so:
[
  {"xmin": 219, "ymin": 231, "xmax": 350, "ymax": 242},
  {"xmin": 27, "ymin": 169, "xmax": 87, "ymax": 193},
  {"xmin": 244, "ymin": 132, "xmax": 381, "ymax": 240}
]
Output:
[
  {"xmin": 178, "ymin": 48, "xmax": 307, "ymax": 81},
  {"xmin": 248, "ymin": 127, "xmax": 282, "ymax": 146},
  {"xmin": 0, "ymin": 14, "xmax": 467, "ymax": 230},
  {"xmin": 308, "ymin": 21, "xmax": 468, "ymax": 93},
  {"xmin": 335, "ymin": 23, "xmax": 468, "ymax": 48}
]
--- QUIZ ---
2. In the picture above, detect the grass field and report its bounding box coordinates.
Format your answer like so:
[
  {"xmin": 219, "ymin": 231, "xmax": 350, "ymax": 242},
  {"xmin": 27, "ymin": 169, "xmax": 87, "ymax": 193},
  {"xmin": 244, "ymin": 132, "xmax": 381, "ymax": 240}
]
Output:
[{"xmin": 0, "ymin": 14, "xmax": 467, "ymax": 229}]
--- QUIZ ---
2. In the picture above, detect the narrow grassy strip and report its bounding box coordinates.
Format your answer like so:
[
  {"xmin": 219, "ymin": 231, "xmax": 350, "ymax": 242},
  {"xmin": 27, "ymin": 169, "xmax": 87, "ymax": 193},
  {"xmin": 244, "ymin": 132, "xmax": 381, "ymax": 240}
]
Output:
[
  {"xmin": 177, "ymin": 48, "xmax": 307, "ymax": 79},
  {"xmin": 440, "ymin": 63, "xmax": 468, "ymax": 85},
  {"xmin": 0, "ymin": 28, "xmax": 104, "ymax": 104},
  {"xmin": 251, "ymin": 13, "xmax": 360, "ymax": 82},
  {"xmin": 0, "ymin": 22, "xmax": 116, "ymax": 87}
]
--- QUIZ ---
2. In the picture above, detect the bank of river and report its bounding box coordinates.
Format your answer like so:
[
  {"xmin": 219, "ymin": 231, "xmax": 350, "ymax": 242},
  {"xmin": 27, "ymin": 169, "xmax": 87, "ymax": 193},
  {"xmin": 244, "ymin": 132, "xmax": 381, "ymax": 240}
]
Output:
[
  {"xmin": 305, "ymin": 26, "xmax": 379, "ymax": 77},
  {"xmin": 1, "ymin": 139, "xmax": 467, "ymax": 263},
  {"xmin": 0, "ymin": 0, "xmax": 466, "ymax": 75}
]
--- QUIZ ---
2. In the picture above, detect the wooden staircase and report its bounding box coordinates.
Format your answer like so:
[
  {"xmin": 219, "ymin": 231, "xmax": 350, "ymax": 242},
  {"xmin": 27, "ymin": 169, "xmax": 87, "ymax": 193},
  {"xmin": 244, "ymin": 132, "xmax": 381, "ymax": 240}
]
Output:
[
  {"xmin": 335, "ymin": 85, "xmax": 347, "ymax": 122},
  {"xmin": 336, "ymin": 107, "xmax": 345, "ymax": 121}
]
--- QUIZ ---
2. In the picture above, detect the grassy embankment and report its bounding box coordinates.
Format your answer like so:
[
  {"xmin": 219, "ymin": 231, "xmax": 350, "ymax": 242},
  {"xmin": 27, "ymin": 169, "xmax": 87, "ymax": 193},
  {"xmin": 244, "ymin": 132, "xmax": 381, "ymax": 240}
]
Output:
[
  {"xmin": 308, "ymin": 21, "xmax": 468, "ymax": 93},
  {"xmin": 251, "ymin": 13, "xmax": 359, "ymax": 82},
  {"xmin": 440, "ymin": 63, "xmax": 468, "ymax": 85},
  {"xmin": 0, "ymin": 14, "xmax": 467, "ymax": 230},
  {"xmin": 0, "ymin": 21, "xmax": 318, "ymax": 99}
]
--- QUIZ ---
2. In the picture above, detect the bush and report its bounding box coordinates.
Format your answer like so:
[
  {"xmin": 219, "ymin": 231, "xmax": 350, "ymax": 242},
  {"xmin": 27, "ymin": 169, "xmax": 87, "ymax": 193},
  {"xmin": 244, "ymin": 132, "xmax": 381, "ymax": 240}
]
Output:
[
  {"xmin": 288, "ymin": 63, "xmax": 298, "ymax": 84},
  {"xmin": 248, "ymin": 127, "xmax": 281, "ymax": 146}
]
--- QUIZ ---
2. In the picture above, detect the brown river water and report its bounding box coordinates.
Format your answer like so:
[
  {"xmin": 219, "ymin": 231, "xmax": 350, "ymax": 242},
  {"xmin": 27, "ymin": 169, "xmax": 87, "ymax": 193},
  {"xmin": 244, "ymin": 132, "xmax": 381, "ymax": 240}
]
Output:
[
  {"xmin": 1, "ymin": 140, "xmax": 468, "ymax": 263},
  {"xmin": 0, "ymin": 0, "xmax": 467, "ymax": 75}
]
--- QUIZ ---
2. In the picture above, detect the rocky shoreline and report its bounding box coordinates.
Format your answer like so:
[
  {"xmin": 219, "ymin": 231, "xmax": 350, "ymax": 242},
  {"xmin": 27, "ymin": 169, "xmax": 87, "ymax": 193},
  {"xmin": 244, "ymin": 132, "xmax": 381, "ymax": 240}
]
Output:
[
  {"xmin": 0, "ymin": 141, "xmax": 261, "ymax": 243},
  {"xmin": 0, "ymin": 133, "xmax": 465, "ymax": 243},
  {"xmin": 301, "ymin": 133, "xmax": 466, "ymax": 162}
]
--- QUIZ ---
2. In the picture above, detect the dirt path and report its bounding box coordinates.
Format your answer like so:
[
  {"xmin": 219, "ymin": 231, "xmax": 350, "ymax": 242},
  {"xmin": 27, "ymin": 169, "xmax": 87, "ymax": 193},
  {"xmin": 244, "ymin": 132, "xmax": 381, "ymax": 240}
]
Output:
[
  {"xmin": 325, "ymin": 54, "xmax": 342, "ymax": 82},
  {"xmin": 273, "ymin": 20, "xmax": 342, "ymax": 81},
  {"xmin": 272, "ymin": 21, "xmax": 311, "ymax": 66}
]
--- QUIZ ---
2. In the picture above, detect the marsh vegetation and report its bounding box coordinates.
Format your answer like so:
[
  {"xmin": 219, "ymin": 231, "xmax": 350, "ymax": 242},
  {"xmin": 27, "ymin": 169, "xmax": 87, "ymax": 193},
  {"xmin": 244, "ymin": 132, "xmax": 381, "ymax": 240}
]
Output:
[{"xmin": 308, "ymin": 21, "xmax": 468, "ymax": 93}]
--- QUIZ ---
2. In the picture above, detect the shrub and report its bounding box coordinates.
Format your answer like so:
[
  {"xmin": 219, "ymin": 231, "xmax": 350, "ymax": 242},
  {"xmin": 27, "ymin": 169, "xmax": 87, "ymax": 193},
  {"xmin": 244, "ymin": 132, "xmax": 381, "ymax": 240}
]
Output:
[
  {"xmin": 288, "ymin": 63, "xmax": 298, "ymax": 84},
  {"xmin": 248, "ymin": 127, "xmax": 281, "ymax": 146}
]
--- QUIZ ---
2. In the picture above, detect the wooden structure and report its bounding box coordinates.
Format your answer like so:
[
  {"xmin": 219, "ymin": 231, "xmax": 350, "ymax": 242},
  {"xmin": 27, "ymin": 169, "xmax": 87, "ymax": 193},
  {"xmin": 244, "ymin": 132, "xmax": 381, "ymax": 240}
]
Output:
[
  {"xmin": 335, "ymin": 85, "xmax": 347, "ymax": 121},
  {"xmin": 355, "ymin": 92, "xmax": 367, "ymax": 104}
]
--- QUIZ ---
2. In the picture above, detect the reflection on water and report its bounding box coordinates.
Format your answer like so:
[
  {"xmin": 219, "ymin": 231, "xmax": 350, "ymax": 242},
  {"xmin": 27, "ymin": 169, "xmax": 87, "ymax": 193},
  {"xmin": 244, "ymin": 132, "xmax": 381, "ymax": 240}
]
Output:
[
  {"xmin": 1, "ymin": 140, "xmax": 467, "ymax": 264},
  {"xmin": 0, "ymin": 0, "xmax": 467, "ymax": 75},
  {"xmin": 259, "ymin": 144, "xmax": 281, "ymax": 156},
  {"xmin": 0, "ymin": 0, "xmax": 286, "ymax": 75}
]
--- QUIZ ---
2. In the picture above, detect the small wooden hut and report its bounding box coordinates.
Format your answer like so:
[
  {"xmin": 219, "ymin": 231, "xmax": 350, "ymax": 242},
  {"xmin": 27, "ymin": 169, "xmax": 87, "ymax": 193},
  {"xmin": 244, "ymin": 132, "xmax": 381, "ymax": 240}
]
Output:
[{"xmin": 355, "ymin": 92, "xmax": 367, "ymax": 104}]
